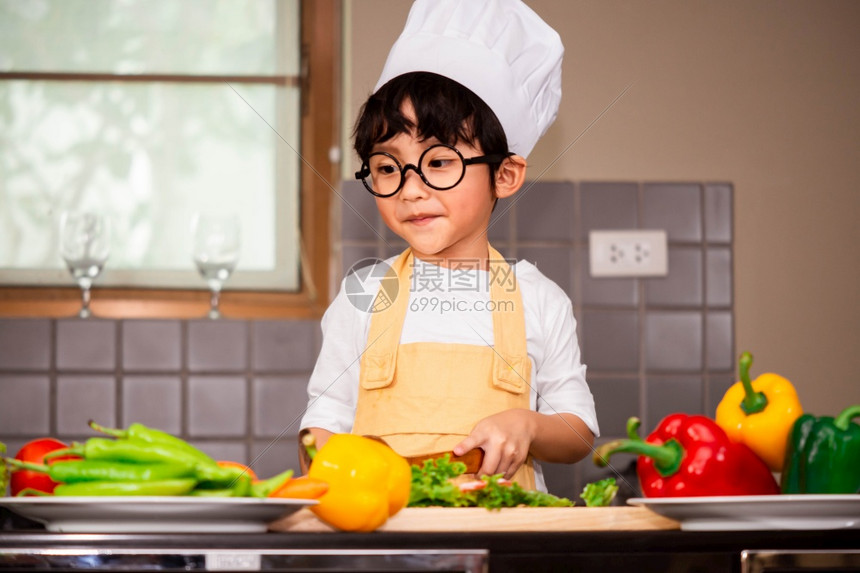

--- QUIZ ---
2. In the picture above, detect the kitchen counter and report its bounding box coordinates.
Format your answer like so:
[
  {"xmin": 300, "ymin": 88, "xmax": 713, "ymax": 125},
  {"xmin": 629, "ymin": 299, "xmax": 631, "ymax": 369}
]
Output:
[
  {"xmin": 2, "ymin": 508, "xmax": 859, "ymax": 573},
  {"xmin": 2, "ymin": 529, "xmax": 860, "ymax": 572}
]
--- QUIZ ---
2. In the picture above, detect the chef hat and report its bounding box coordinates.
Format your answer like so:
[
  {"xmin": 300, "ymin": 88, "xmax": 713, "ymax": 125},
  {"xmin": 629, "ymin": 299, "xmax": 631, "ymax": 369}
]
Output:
[{"xmin": 374, "ymin": 0, "xmax": 563, "ymax": 158}]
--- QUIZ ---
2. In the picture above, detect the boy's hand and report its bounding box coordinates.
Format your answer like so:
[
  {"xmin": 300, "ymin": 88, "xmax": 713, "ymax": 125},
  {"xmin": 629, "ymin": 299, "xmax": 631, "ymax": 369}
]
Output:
[{"xmin": 452, "ymin": 409, "xmax": 537, "ymax": 480}]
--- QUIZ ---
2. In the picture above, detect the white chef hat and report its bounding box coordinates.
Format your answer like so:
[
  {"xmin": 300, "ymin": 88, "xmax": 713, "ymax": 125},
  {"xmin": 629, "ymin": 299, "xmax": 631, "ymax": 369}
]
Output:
[{"xmin": 374, "ymin": 0, "xmax": 563, "ymax": 158}]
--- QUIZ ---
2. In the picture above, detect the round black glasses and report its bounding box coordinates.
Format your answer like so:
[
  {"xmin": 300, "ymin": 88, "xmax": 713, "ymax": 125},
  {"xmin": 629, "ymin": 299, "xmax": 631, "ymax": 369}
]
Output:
[{"xmin": 355, "ymin": 143, "xmax": 507, "ymax": 198}]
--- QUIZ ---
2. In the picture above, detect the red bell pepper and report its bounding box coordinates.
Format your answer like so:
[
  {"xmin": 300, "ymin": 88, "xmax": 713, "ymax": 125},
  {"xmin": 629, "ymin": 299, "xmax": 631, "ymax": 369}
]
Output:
[{"xmin": 594, "ymin": 415, "xmax": 779, "ymax": 497}]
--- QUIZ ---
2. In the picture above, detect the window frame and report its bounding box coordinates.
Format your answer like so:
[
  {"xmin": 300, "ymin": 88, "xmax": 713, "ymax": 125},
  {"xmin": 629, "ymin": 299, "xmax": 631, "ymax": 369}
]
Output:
[{"xmin": 0, "ymin": 0, "xmax": 339, "ymax": 320}]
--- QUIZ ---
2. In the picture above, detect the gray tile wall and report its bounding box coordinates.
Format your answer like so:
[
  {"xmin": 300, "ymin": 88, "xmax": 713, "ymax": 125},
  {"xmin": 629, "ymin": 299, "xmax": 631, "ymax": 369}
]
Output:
[
  {"xmin": 0, "ymin": 319, "xmax": 319, "ymax": 484},
  {"xmin": 0, "ymin": 180, "xmax": 733, "ymax": 502}
]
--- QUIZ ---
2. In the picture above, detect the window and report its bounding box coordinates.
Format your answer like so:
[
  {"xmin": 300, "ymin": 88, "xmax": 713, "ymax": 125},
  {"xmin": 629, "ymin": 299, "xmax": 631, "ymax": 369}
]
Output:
[{"xmin": 0, "ymin": 0, "xmax": 338, "ymax": 319}]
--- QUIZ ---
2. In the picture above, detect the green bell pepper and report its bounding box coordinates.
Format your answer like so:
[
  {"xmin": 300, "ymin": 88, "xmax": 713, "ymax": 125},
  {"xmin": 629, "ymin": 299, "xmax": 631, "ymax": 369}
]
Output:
[{"xmin": 780, "ymin": 404, "xmax": 860, "ymax": 494}]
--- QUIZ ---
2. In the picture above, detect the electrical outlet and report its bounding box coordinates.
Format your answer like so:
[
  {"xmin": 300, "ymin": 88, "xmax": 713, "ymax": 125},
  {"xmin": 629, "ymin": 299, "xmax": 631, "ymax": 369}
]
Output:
[{"xmin": 589, "ymin": 230, "xmax": 668, "ymax": 277}]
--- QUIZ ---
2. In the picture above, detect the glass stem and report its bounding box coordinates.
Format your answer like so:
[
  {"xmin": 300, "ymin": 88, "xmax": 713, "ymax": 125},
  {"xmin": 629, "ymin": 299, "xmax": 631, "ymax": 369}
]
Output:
[
  {"xmin": 80, "ymin": 285, "xmax": 92, "ymax": 318},
  {"xmin": 209, "ymin": 288, "xmax": 221, "ymax": 319}
]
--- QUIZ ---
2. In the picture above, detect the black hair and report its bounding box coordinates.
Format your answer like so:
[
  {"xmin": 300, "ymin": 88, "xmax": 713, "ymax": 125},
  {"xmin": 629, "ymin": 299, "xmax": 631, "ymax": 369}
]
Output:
[{"xmin": 353, "ymin": 72, "xmax": 509, "ymax": 189}]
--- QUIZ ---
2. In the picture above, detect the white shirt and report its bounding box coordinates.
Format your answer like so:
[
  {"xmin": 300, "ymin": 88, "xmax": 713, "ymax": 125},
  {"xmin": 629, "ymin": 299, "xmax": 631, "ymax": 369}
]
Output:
[{"xmin": 300, "ymin": 256, "xmax": 599, "ymax": 491}]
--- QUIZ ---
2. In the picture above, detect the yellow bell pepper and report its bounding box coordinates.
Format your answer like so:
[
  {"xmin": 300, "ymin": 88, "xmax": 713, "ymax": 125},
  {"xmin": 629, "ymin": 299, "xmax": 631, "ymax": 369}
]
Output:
[
  {"xmin": 304, "ymin": 433, "xmax": 411, "ymax": 532},
  {"xmin": 715, "ymin": 351, "xmax": 803, "ymax": 471}
]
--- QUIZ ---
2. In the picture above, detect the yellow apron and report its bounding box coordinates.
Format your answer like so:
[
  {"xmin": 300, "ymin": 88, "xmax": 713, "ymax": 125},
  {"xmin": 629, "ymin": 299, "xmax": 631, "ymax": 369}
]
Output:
[{"xmin": 353, "ymin": 245, "xmax": 536, "ymax": 489}]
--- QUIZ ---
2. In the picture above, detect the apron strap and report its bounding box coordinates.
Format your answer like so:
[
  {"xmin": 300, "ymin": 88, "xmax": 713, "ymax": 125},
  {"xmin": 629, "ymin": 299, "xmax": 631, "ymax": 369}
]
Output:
[
  {"xmin": 359, "ymin": 249, "xmax": 413, "ymax": 389},
  {"xmin": 360, "ymin": 245, "xmax": 532, "ymax": 392},
  {"xmin": 488, "ymin": 245, "xmax": 531, "ymax": 394}
]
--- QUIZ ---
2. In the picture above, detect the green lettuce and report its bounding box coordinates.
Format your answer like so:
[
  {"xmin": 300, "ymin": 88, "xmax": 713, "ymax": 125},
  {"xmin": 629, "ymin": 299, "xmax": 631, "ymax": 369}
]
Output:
[
  {"xmin": 408, "ymin": 455, "xmax": 574, "ymax": 509},
  {"xmin": 580, "ymin": 477, "xmax": 619, "ymax": 507},
  {"xmin": 464, "ymin": 476, "xmax": 574, "ymax": 509},
  {"xmin": 408, "ymin": 455, "xmax": 471, "ymax": 507}
]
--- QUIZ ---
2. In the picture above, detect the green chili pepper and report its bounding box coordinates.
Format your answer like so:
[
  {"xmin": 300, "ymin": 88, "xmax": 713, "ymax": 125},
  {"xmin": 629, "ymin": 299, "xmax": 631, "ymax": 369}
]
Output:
[
  {"xmin": 53, "ymin": 478, "xmax": 197, "ymax": 496},
  {"xmin": 88, "ymin": 420, "xmax": 215, "ymax": 465},
  {"xmin": 4, "ymin": 458, "xmax": 194, "ymax": 484},
  {"xmin": 249, "ymin": 468, "xmax": 294, "ymax": 498},
  {"xmin": 781, "ymin": 404, "xmax": 860, "ymax": 494},
  {"xmin": 14, "ymin": 488, "xmax": 51, "ymax": 497},
  {"xmin": 193, "ymin": 469, "xmax": 291, "ymax": 499},
  {"xmin": 189, "ymin": 488, "xmax": 238, "ymax": 497},
  {"xmin": 191, "ymin": 475, "xmax": 253, "ymax": 497},
  {"xmin": 45, "ymin": 438, "xmax": 238, "ymax": 486},
  {"xmin": 47, "ymin": 438, "xmax": 199, "ymax": 466}
]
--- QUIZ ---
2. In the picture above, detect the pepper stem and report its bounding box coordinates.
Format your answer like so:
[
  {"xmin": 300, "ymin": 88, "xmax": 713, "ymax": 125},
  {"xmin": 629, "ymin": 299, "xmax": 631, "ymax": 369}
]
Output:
[
  {"xmin": 88, "ymin": 420, "xmax": 127, "ymax": 439},
  {"xmin": 593, "ymin": 417, "xmax": 685, "ymax": 478},
  {"xmin": 834, "ymin": 404, "xmax": 860, "ymax": 431},
  {"xmin": 42, "ymin": 444, "xmax": 83, "ymax": 462},
  {"xmin": 739, "ymin": 351, "xmax": 769, "ymax": 415},
  {"xmin": 626, "ymin": 417, "xmax": 643, "ymax": 440},
  {"xmin": 3, "ymin": 458, "xmax": 48, "ymax": 474},
  {"xmin": 301, "ymin": 432, "xmax": 318, "ymax": 461}
]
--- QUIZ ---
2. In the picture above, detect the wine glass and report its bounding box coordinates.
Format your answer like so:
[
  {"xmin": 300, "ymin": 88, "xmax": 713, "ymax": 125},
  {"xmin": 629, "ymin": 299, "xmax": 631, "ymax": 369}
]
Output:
[
  {"xmin": 59, "ymin": 211, "xmax": 110, "ymax": 319},
  {"xmin": 192, "ymin": 213, "xmax": 240, "ymax": 319}
]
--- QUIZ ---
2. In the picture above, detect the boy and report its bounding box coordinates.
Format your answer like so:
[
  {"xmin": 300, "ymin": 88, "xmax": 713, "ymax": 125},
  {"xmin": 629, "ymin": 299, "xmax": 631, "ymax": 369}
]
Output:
[{"xmin": 300, "ymin": 0, "xmax": 598, "ymax": 491}]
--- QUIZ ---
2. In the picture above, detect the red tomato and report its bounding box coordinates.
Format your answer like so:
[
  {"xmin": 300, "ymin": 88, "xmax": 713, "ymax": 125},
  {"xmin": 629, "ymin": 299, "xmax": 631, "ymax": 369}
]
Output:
[
  {"xmin": 10, "ymin": 438, "xmax": 79, "ymax": 496},
  {"xmin": 458, "ymin": 480, "xmax": 487, "ymax": 492}
]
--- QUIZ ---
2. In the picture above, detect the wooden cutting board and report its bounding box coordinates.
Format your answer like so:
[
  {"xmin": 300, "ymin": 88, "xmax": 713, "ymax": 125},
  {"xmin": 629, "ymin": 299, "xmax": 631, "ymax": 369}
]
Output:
[{"xmin": 269, "ymin": 506, "xmax": 680, "ymax": 532}]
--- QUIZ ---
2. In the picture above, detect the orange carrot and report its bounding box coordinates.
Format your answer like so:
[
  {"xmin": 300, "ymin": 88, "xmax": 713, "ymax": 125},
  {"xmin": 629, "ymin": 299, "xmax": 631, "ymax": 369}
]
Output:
[{"xmin": 269, "ymin": 475, "xmax": 329, "ymax": 499}]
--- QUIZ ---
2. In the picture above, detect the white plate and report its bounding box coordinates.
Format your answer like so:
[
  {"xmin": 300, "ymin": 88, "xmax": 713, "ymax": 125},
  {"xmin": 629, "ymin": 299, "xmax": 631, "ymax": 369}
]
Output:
[
  {"xmin": 628, "ymin": 494, "xmax": 860, "ymax": 531},
  {"xmin": 0, "ymin": 496, "xmax": 317, "ymax": 533}
]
